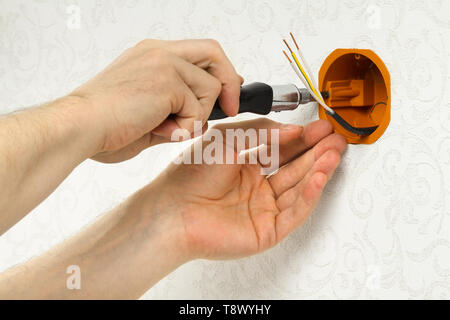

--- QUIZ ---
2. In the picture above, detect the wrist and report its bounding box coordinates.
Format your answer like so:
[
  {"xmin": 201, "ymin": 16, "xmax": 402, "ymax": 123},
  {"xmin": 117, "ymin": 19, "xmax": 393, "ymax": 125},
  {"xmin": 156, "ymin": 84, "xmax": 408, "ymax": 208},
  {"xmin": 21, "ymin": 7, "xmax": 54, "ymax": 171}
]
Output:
[
  {"xmin": 59, "ymin": 184, "xmax": 192, "ymax": 299},
  {"xmin": 129, "ymin": 183, "xmax": 194, "ymax": 265},
  {"xmin": 56, "ymin": 94, "xmax": 106, "ymax": 158}
]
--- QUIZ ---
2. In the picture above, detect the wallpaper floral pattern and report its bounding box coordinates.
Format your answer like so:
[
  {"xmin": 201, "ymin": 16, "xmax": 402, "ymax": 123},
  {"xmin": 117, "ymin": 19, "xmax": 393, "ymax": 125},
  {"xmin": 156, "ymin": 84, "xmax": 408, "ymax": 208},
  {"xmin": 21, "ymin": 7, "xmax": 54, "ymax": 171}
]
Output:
[{"xmin": 0, "ymin": 0, "xmax": 449, "ymax": 299}]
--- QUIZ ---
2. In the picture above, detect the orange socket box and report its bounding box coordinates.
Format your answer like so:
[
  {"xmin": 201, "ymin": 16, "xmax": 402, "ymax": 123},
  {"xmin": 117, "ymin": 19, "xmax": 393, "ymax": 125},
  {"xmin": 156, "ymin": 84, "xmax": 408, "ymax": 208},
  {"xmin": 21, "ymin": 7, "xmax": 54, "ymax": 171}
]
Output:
[{"xmin": 317, "ymin": 49, "xmax": 391, "ymax": 144}]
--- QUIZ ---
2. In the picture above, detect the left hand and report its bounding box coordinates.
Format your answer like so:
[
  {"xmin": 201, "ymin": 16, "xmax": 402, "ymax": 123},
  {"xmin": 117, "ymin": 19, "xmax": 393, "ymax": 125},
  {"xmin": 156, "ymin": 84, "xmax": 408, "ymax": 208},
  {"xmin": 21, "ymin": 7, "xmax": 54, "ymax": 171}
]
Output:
[
  {"xmin": 140, "ymin": 118, "xmax": 347, "ymax": 260},
  {"xmin": 0, "ymin": 118, "xmax": 346, "ymax": 299}
]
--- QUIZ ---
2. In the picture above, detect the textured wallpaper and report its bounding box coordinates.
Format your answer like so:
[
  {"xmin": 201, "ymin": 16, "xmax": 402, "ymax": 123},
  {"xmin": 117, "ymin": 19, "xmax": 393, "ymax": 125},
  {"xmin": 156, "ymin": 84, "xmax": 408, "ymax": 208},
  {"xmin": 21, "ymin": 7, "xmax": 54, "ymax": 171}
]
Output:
[{"xmin": 0, "ymin": 0, "xmax": 449, "ymax": 299}]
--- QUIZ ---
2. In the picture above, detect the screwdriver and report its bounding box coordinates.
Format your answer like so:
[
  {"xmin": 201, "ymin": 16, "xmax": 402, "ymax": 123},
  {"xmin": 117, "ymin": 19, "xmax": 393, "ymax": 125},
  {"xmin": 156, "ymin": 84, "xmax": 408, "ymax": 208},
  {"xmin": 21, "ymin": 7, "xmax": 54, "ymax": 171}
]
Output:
[
  {"xmin": 208, "ymin": 82, "xmax": 319, "ymax": 120},
  {"xmin": 209, "ymin": 82, "xmax": 377, "ymax": 136}
]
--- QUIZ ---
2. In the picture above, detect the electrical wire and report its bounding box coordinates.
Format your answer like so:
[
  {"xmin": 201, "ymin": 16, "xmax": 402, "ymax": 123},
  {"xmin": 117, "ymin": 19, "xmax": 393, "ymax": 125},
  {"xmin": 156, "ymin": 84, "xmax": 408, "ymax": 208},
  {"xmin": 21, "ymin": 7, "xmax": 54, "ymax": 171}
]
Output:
[
  {"xmin": 282, "ymin": 33, "xmax": 379, "ymax": 136},
  {"xmin": 283, "ymin": 40, "xmax": 334, "ymax": 114},
  {"xmin": 368, "ymin": 101, "xmax": 387, "ymax": 120},
  {"xmin": 289, "ymin": 32, "xmax": 323, "ymax": 101}
]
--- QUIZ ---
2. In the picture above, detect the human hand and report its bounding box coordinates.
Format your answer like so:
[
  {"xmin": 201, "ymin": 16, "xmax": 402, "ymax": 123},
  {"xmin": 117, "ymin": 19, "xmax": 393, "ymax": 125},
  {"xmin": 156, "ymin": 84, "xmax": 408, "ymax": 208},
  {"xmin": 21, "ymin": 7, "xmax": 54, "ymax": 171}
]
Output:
[
  {"xmin": 0, "ymin": 117, "xmax": 346, "ymax": 299},
  {"xmin": 70, "ymin": 39, "xmax": 242, "ymax": 163},
  {"xmin": 141, "ymin": 119, "xmax": 347, "ymax": 260}
]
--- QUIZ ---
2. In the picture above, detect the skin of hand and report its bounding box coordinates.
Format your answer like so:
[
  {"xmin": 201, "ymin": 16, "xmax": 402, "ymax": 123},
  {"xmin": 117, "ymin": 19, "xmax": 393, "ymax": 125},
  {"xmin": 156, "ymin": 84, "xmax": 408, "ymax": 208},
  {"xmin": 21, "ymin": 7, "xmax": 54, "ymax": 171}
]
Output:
[
  {"xmin": 0, "ymin": 118, "xmax": 346, "ymax": 299},
  {"xmin": 71, "ymin": 39, "xmax": 243, "ymax": 163},
  {"xmin": 147, "ymin": 118, "xmax": 347, "ymax": 260},
  {"xmin": 0, "ymin": 39, "xmax": 241, "ymax": 234}
]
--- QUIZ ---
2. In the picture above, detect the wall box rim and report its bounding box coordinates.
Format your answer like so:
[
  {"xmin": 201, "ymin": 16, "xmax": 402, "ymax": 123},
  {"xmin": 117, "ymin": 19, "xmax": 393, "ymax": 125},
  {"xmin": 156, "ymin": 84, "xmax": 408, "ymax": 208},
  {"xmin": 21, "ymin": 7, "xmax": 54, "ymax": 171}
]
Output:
[{"xmin": 318, "ymin": 48, "xmax": 391, "ymax": 144}]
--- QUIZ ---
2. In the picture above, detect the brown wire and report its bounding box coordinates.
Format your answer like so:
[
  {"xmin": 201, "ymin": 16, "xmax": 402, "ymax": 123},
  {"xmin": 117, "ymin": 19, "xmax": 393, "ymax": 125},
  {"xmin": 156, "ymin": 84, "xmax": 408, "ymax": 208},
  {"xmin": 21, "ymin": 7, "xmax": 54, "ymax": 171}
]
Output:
[
  {"xmin": 283, "ymin": 39, "xmax": 293, "ymax": 53},
  {"xmin": 290, "ymin": 32, "xmax": 300, "ymax": 50},
  {"xmin": 282, "ymin": 50, "xmax": 292, "ymax": 63}
]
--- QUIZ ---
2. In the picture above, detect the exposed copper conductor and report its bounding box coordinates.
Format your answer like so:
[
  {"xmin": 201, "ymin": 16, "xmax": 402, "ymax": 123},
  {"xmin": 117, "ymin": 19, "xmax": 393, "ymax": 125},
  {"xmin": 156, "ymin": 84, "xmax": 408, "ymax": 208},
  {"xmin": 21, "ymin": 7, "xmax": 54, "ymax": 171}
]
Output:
[
  {"xmin": 282, "ymin": 50, "xmax": 292, "ymax": 63},
  {"xmin": 283, "ymin": 39, "xmax": 293, "ymax": 53},
  {"xmin": 290, "ymin": 32, "xmax": 300, "ymax": 50}
]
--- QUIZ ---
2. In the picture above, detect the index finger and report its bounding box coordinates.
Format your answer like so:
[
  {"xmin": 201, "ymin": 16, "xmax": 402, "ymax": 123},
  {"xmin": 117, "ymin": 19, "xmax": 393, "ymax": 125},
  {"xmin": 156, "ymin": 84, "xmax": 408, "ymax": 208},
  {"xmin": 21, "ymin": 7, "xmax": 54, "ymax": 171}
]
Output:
[{"xmin": 137, "ymin": 39, "xmax": 242, "ymax": 116}]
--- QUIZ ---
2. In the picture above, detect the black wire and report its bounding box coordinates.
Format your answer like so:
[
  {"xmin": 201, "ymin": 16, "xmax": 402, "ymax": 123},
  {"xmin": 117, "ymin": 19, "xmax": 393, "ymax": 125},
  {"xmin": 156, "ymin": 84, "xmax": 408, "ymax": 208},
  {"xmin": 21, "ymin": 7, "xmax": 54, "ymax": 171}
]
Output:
[
  {"xmin": 369, "ymin": 101, "xmax": 387, "ymax": 114},
  {"xmin": 326, "ymin": 110, "xmax": 378, "ymax": 136}
]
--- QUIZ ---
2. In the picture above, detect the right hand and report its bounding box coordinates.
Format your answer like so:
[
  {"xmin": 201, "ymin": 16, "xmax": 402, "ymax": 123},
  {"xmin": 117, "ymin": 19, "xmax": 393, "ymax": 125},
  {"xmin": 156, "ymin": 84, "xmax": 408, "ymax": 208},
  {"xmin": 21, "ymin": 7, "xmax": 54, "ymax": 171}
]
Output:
[{"xmin": 70, "ymin": 39, "xmax": 243, "ymax": 163}]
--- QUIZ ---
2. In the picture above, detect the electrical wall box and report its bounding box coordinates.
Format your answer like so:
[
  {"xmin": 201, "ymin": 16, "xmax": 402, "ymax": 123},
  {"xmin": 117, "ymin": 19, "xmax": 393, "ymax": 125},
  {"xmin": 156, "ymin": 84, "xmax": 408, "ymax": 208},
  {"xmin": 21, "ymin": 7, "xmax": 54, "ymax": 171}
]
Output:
[{"xmin": 318, "ymin": 49, "xmax": 390, "ymax": 144}]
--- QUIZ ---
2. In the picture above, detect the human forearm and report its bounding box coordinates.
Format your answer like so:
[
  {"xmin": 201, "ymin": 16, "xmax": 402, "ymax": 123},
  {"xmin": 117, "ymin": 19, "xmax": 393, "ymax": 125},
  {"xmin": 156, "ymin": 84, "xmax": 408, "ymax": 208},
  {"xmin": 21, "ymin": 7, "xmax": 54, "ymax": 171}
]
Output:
[
  {"xmin": 0, "ymin": 118, "xmax": 345, "ymax": 299},
  {"xmin": 0, "ymin": 183, "xmax": 189, "ymax": 299},
  {"xmin": 0, "ymin": 38, "xmax": 242, "ymax": 234},
  {"xmin": 0, "ymin": 96, "xmax": 102, "ymax": 234}
]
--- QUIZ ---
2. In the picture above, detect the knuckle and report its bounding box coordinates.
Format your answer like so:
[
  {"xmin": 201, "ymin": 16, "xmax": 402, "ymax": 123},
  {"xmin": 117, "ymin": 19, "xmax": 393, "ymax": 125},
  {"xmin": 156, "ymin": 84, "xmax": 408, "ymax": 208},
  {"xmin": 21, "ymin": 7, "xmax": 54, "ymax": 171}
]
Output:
[
  {"xmin": 135, "ymin": 39, "xmax": 152, "ymax": 49},
  {"xmin": 144, "ymin": 48, "xmax": 176, "ymax": 73},
  {"xmin": 146, "ymin": 47, "xmax": 168, "ymax": 62},
  {"xmin": 204, "ymin": 38, "xmax": 223, "ymax": 56},
  {"xmin": 205, "ymin": 38, "xmax": 221, "ymax": 48},
  {"xmin": 329, "ymin": 149, "xmax": 341, "ymax": 162},
  {"xmin": 210, "ymin": 78, "xmax": 222, "ymax": 96}
]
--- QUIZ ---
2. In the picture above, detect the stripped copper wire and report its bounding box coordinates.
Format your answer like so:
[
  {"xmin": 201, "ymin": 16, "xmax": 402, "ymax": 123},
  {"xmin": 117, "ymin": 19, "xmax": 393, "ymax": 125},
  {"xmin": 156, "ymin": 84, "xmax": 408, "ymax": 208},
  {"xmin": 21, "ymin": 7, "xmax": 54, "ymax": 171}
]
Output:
[
  {"xmin": 282, "ymin": 39, "xmax": 293, "ymax": 53},
  {"xmin": 282, "ymin": 33, "xmax": 332, "ymax": 113},
  {"xmin": 290, "ymin": 32, "xmax": 300, "ymax": 50},
  {"xmin": 282, "ymin": 50, "xmax": 292, "ymax": 63},
  {"xmin": 281, "ymin": 32, "xmax": 379, "ymax": 136}
]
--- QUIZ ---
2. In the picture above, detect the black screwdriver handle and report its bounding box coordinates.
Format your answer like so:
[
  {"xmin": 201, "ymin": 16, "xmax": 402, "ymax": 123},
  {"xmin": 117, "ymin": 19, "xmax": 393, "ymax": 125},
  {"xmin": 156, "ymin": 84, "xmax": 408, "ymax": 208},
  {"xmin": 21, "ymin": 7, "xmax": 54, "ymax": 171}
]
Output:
[{"xmin": 208, "ymin": 82, "xmax": 273, "ymax": 120}]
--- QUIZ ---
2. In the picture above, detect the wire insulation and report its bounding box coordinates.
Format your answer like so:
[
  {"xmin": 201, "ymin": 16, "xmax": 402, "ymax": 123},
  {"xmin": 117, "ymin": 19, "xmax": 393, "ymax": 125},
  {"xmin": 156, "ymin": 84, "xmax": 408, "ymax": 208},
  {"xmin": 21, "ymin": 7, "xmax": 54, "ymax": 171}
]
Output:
[{"xmin": 282, "ymin": 33, "xmax": 378, "ymax": 136}]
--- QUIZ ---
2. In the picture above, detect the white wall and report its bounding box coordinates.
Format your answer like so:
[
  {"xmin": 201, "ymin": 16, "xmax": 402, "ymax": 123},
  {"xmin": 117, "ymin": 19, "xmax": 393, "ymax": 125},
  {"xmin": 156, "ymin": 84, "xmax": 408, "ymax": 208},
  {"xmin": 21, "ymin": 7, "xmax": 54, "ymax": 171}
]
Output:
[{"xmin": 0, "ymin": 0, "xmax": 449, "ymax": 299}]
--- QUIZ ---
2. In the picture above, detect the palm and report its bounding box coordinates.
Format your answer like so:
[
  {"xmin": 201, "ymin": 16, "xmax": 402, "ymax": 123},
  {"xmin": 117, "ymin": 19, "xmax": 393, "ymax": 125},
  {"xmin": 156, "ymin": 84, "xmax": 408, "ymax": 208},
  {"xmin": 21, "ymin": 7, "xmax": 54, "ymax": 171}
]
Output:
[
  {"xmin": 161, "ymin": 119, "xmax": 347, "ymax": 260},
  {"xmin": 166, "ymin": 161, "xmax": 277, "ymax": 259}
]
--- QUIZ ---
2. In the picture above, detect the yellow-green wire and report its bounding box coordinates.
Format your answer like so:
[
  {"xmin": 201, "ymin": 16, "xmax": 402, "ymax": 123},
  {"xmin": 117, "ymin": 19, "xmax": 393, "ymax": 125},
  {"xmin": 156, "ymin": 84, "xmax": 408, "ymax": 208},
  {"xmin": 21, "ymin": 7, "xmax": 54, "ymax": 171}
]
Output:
[{"xmin": 291, "ymin": 52, "xmax": 325, "ymax": 104}]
